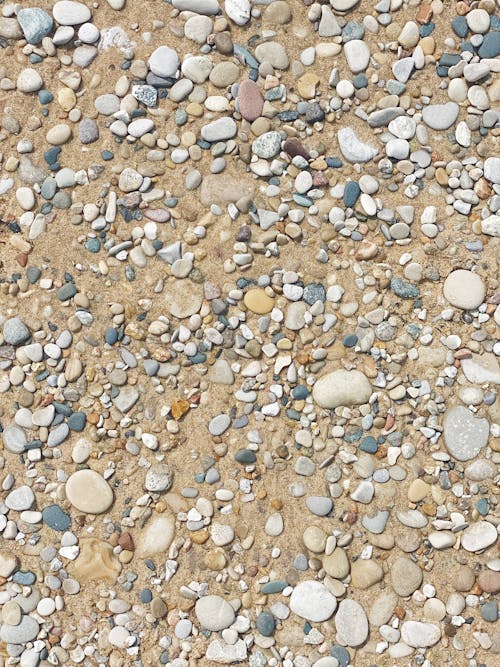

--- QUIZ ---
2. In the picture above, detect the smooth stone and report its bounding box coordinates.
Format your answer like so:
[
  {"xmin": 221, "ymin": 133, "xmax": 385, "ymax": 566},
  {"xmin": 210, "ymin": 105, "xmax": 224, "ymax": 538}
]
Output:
[
  {"xmin": 461, "ymin": 522, "xmax": 497, "ymax": 552},
  {"xmin": 428, "ymin": 531, "xmax": 456, "ymax": 549},
  {"xmin": 362, "ymin": 510, "xmax": 389, "ymax": 534},
  {"xmin": 208, "ymin": 414, "xmax": 231, "ymax": 436},
  {"xmin": 201, "ymin": 117, "xmax": 237, "ymax": 142},
  {"xmin": 443, "ymin": 406, "xmax": 489, "ymax": 461},
  {"xmin": 484, "ymin": 157, "xmax": 500, "ymax": 185},
  {"xmin": 65, "ymin": 469, "xmax": 113, "ymax": 514},
  {"xmin": 79, "ymin": 118, "xmax": 99, "ymax": 143},
  {"xmin": 313, "ymin": 369, "xmax": 371, "ymax": 408},
  {"xmin": 46, "ymin": 124, "xmax": 72, "ymax": 145},
  {"xmin": 17, "ymin": 69, "xmax": 43, "ymax": 93},
  {"xmin": 343, "ymin": 40, "xmax": 370, "ymax": 73},
  {"xmin": 422, "ymin": 102, "xmax": 459, "ymax": 130},
  {"xmin": 172, "ymin": 0, "xmax": 219, "ymax": 14},
  {"xmin": 337, "ymin": 127, "xmax": 377, "ymax": 163},
  {"xmin": 2, "ymin": 425, "xmax": 27, "ymax": 453},
  {"xmin": 244, "ymin": 288, "xmax": 273, "ymax": 314},
  {"xmin": 350, "ymin": 559, "xmax": 383, "ymax": 589},
  {"xmin": 118, "ymin": 167, "xmax": 143, "ymax": 192},
  {"xmin": 195, "ymin": 595, "xmax": 235, "ymax": 631},
  {"xmin": 335, "ymin": 599, "xmax": 369, "ymax": 647},
  {"xmin": 306, "ymin": 496, "xmax": 333, "ymax": 516},
  {"xmin": 237, "ymin": 79, "xmax": 264, "ymax": 121},
  {"xmin": 0, "ymin": 615, "xmax": 39, "ymax": 644},
  {"xmin": 443, "ymin": 270, "xmax": 485, "ymax": 310},
  {"xmin": 478, "ymin": 571, "xmax": 500, "ymax": 594},
  {"xmin": 0, "ymin": 551, "xmax": 18, "ymax": 578},
  {"xmin": 113, "ymin": 386, "xmax": 139, "ymax": 413},
  {"xmin": 255, "ymin": 41, "xmax": 289, "ymax": 69},
  {"xmin": 6, "ymin": 486, "xmax": 35, "ymax": 511},
  {"xmin": 94, "ymin": 93, "xmax": 120, "ymax": 115},
  {"xmin": 148, "ymin": 45, "xmax": 179, "ymax": 78},
  {"xmin": 289, "ymin": 581, "xmax": 337, "ymax": 622},
  {"xmin": 323, "ymin": 548, "xmax": 350, "ymax": 579},
  {"xmin": 390, "ymin": 557, "xmax": 423, "ymax": 597},
  {"xmin": 42, "ymin": 504, "xmax": 71, "ymax": 531},
  {"xmin": 255, "ymin": 610, "xmax": 275, "ymax": 636},
  {"xmin": 208, "ymin": 359, "xmax": 234, "ymax": 385},
  {"xmin": 135, "ymin": 515, "xmax": 175, "ymax": 556},
  {"xmin": 265, "ymin": 512, "xmax": 284, "ymax": 536},
  {"xmin": 401, "ymin": 621, "xmax": 441, "ymax": 648},
  {"xmin": 461, "ymin": 353, "xmax": 500, "ymax": 385},
  {"xmin": 53, "ymin": 1, "xmax": 91, "ymax": 25}
]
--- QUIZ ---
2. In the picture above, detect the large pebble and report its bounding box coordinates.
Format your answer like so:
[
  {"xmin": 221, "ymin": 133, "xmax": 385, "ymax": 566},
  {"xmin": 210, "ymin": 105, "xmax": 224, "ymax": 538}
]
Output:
[
  {"xmin": 390, "ymin": 558, "xmax": 423, "ymax": 597},
  {"xmin": 137, "ymin": 515, "xmax": 175, "ymax": 555},
  {"xmin": 313, "ymin": 369, "xmax": 371, "ymax": 408},
  {"xmin": 289, "ymin": 581, "xmax": 337, "ymax": 622},
  {"xmin": 65, "ymin": 469, "xmax": 113, "ymax": 513},
  {"xmin": 148, "ymin": 46, "xmax": 179, "ymax": 78},
  {"xmin": 461, "ymin": 522, "xmax": 497, "ymax": 552},
  {"xmin": 18, "ymin": 8, "xmax": 54, "ymax": 44},
  {"xmin": 53, "ymin": 1, "xmax": 91, "ymax": 25},
  {"xmin": 401, "ymin": 621, "xmax": 441, "ymax": 648},
  {"xmin": 422, "ymin": 103, "xmax": 459, "ymax": 130},
  {"xmin": 335, "ymin": 599, "xmax": 369, "ymax": 647},
  {"xmin": 195, "ymin": 595, "xmax": 235, "ymax": 630},
  {"xmin": 443, "ymin": 406, "xmax": 489, "ymax": 462},
  {"xmin": 443, "ymin": 270, "xmax": 485, "ymax": 310}
]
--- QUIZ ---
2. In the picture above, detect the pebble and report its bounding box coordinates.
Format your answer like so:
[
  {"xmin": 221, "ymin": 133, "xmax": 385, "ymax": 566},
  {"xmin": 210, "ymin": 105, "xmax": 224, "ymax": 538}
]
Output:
[
  {"xmin": 313, "ymin": 369, "xmax": 371, "ymax": 408},
  {"xmin": 18, "ymin": 8, "xmax": 54, "ymax": 44},
  {"xmin": 65, "ymin": 469, "xmax": 113, "ymax": 513},
  {"xmin": 443, "ymin": 270, "xmax": 486, "ymax": 310},
  {"xmin": 335, "ymin": 599, "xmax": 369, "ymax": 647},
  {"xmin": 289, "ymin": 581, "xmax": 337, "ymax": 622},
  {"xmin": 443, "ymin": 406, "xmax": 489, "ymax": 461},
  {"xmin": 195, "ymin": 595, "xmax": 235, "ymax": 631}
]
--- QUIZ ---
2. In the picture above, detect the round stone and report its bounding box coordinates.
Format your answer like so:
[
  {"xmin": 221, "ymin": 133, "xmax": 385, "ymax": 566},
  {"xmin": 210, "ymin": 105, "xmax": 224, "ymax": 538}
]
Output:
[
  {"xmin": 17, "ymin": 68, "xmax": 43, "ymax": 93},
  {"xmin": 3, "ymin": 318, "xmax": 30, "ymax": 346},
  {"xmin": 289, "ymin": 580, "xmax": 337, "ymax": 622},
  {"xmin": 390, "ymin": 557, "xmax": 423, "ymax": 597},
  {"xmin": 244, "ymin": 288, "xmax": 274, "ymax": 314},
  {"xmin": 443, "ymin": 270, "xmax": 486, "ymax": 310},
  {"xmin": 148, "ymin": 46, "xmax": 180, "ymax": 78},
  {"xmin": 65, "ymin": 469, "xmax": 114, "ymax": 514},
  {"xmin": 195, "ymin": 595, "xmax": 235, "ymax": 631}
]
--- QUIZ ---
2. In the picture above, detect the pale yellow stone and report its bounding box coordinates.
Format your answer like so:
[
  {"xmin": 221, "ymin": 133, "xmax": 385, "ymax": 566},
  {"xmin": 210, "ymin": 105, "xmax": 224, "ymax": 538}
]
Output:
[
  {"xmin": 68, "ymin": 538, "xmax": 121, "ymax": 583},
  {"xmin": 243, "ymin": 288, "xmax": 274, "ymax": 314},
  {"xmin": 65, "ymin": 469, "xmax": 114, "ymax": 514},
  {"xmin": 350, "ymin": 559, "xmax": 384, "ymax": 589},
  {"xmin": 58, "ymin": 87, "xmax": 77, "ymax": 111},
  {"xmin": 297, "ymin": 73, "xmax": 320, "ymax": 100},
  {"xmin": 408, "ymin": 478, "xmax": 430, "ymax": 502}
]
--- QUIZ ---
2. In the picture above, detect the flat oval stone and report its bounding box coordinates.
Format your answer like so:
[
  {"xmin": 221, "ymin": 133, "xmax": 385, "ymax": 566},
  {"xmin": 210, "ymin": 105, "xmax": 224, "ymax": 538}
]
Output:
[
  {"xmin": 237, "ymin": 79, "xmax": 264, "ymax": 121},
  {"xmin": 461, "ymin": 522, "xmax": 497, "ymax": 552},
  {"xmin": 289, "ymin": 580, "xmax": 337, "ymax": 622},
  {"xmin": 244, "ymin": 288, "xmax": 274, "ymax": 314},
  {"xmin": 422, "ymin": 102, "xmax": 459, "ymax": 130},
  {"xmin": 65, "ymin": 469, "xmax": 113, "ymax": 513},
  {"xmin": 53, "ymin": 1, "xmax": 91, "ymax": 25},
  {"xmin": 195, "ymin": 595, "xmax": 235, "ymax": 631}
]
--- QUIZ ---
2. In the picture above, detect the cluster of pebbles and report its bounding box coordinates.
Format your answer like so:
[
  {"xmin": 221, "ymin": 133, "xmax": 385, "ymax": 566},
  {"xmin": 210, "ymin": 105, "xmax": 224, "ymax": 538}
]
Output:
[{"xmin": 0, "ymin": 0, "xmax": 499, "ymax": 666}]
